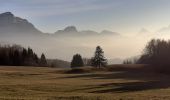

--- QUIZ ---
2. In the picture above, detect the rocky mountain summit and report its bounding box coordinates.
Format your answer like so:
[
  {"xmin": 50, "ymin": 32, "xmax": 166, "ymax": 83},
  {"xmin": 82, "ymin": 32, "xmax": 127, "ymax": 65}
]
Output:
[{"xmin": 0, "ymin": 12, "xmax": 42, "ymax": 34}]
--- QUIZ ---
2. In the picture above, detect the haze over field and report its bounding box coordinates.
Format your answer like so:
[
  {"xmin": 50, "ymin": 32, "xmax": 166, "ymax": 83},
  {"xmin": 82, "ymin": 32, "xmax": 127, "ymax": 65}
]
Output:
[
  {"xmin": 1, "ymin": 0, "xmax": 170, "ymax": 62},
  {"xmin": 0, "ymin": 12, "xmax": 144, "ymax": 62}
]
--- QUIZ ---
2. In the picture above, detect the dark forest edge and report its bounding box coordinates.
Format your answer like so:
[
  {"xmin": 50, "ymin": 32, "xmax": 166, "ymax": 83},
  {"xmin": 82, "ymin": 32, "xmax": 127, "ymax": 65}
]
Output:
[
  {"xmin": 0, "ymin": 44, "xmax": 47, "ymax": 67},
  {"xmin": 124, "ymin": 39, "xmax": 170, "ymax": 73}
]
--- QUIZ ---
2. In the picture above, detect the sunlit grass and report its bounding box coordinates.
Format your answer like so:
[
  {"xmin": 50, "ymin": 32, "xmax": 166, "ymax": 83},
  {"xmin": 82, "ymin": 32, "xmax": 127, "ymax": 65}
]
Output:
[{"xmin": 0, "ymin": 66, "xmax": 169, "ymax": 100}]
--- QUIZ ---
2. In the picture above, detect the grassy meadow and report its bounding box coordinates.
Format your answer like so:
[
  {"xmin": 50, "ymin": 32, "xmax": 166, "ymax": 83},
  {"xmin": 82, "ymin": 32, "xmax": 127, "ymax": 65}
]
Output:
[{"xmin": 0, "ymin": 65, "xmax": 170, "ymax": 100}]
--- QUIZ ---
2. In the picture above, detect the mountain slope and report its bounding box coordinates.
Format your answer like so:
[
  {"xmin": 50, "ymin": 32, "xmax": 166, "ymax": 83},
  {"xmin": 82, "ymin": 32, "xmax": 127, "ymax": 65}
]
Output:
[{"xmin": 0, "ymin": 12, "xmax": 42, "ymax": 35}]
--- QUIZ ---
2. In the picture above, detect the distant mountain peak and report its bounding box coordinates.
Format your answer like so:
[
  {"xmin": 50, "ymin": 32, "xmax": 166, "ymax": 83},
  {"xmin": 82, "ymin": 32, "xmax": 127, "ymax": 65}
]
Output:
[
  {"xmin": 0, "ymin": 12, "xmax": 42, "ymax": 34},
  {"xmin": 101, "ymin": 30, "xmax": 120, "ymax": 35},
  {"xmin": 0, "ymin": 12, "xmax": 14, "ymax": 16},
  {"xmin": 0, "ymin": 12, "xmax": 14, "ymax": 24},
  {"xmin": 56, "ymin": 26, "xmax": 78, "ymax": 33},
  {"xmin": 137, "ymin": 28, "xmax": 153, "ymax": 36},
  {"xmin": 0, "ymin": 12, "xmax": 30, "ymax": 25},
  {"xmin": 64, "ymin": 26, "xmax": 78, "ymax": 32}
]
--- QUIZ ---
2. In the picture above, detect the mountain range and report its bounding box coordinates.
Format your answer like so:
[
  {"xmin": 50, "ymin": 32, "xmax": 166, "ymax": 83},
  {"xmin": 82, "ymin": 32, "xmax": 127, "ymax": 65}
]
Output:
[
  {"xmin": 55, "ymin": 26, "xmax": 120, "ymax": 36},
  {"xmin": 0, "ymin": 12, "xmax": 120, "ymax": 37}
]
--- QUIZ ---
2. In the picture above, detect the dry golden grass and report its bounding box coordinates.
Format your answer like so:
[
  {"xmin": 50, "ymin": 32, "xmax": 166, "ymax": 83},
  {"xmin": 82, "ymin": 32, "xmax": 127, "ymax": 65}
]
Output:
[{"xmin": 0, "ymin": 65, "xmax": 169, "ymax": 100}]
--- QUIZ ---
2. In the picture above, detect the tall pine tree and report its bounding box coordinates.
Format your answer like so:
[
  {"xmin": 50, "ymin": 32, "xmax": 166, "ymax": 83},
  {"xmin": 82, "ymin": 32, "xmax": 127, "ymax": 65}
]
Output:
[
  {"xmin": 40, "ymin": 53, "xmax": 47, "ymax": 67},
  {"xmin": 91, "ymin": 46, "xmax": 107, "ymax": 68}
]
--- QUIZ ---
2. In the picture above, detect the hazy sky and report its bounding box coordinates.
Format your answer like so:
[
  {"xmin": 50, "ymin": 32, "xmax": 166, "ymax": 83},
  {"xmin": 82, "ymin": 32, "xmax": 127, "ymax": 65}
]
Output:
[{"xmin": 1, "ymin": 0, "xmax": 170, "ymax": 34}]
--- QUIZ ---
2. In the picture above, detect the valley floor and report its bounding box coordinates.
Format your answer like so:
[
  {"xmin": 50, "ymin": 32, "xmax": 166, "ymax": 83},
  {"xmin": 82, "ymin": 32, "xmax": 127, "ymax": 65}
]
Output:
[{"xmin": 0, "ymin": 65, "xmax": 169, "ymax": 100}]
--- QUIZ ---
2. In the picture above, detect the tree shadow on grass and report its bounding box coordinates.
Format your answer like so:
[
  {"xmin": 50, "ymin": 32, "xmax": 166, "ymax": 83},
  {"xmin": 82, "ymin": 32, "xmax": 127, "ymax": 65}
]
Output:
[
  {"xmin": 63, "ymin": 71, "xmax": 157, "ymax": 80},
  {"xmin": 90, "ymin": 80, "xmax": 170, "ymax": 93},
  {"xmin": 64, "ymin": 80, "xmax": 170, "ymax": 93},
  {"xmin": 61, "ymin": 70, "xmax": 170, "ymax": 93}
]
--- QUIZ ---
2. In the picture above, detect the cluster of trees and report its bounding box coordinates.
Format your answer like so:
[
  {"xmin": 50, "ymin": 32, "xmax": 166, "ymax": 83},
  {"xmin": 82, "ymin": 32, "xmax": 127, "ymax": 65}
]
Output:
[
  {"xmin": 123, "ymin": 59, "xmax": 133, "ymax": 64},
  {"xmin": 0, "ymin": 44, "xmax": 47, "ymax": 66},
  {"xmin": 71, "ymin": 46, "xmax": 107, "ymax": 68},
  {"xmin": 137, "ymin": 39, "xmax": 170, "ymax": 72},
  {"xmin": 123, "ymin": 57, "xmax": 138, "ymax": 64}
]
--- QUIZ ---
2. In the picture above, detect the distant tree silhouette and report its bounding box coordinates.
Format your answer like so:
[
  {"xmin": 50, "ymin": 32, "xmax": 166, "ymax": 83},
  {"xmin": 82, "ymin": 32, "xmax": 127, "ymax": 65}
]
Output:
[
  {"xmin": 40, "ymin": 53, "xmax": 47, "ymax": 67},
  {"xmin": 13, "ymin": 50, "xmax": 21, "ymax": 65},
  {"xmin": 33, "ymin": 53, "xmax": 39, "ymax": 64},
  {"xmin": 123, "ymin": 59, "xmax": 132, "ymax": 64},
  {"xmin": 22, "ymin": 48, "xmax": 27, "ymax": 65},
  {"xmin": 91, "ymin": 46, "xmax": 107, "ymax": 68},
  {"xmin": 82, "ymin": 58, "xmax": 91, "ymax": 66},
  {"xmin": 123, "ymin": 57, "xmax": 138, "ymax": 64},
  {"xmin": 71, "ymin": 54, "xmax": 84, "ymax": 68},
  {"xmin": 27, "ymin": 48, "xmax": 33, "ymax": 59}
]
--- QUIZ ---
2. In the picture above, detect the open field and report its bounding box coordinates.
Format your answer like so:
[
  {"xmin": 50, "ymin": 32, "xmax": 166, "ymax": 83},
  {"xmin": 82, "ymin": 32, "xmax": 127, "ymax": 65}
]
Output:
[{"xmin": 0, "ymin": 65, "xmax": 170, "ymax": 100}]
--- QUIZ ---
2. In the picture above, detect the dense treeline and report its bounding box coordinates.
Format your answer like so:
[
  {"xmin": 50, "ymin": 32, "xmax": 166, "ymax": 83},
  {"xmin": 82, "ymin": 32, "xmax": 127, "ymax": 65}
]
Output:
[
  {"xmin": 137, "ymin": 39, "xmax": 170, "ymax": 72},
  {"xmin": 0, "ymin": 44, "xmax": 47, "ymax": 66}
]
